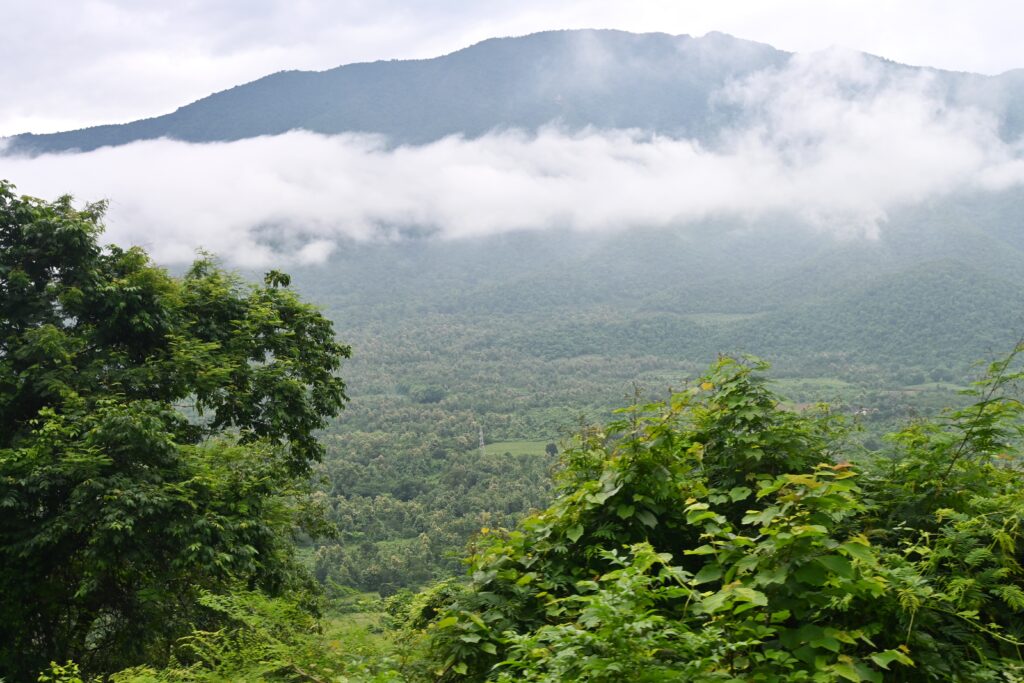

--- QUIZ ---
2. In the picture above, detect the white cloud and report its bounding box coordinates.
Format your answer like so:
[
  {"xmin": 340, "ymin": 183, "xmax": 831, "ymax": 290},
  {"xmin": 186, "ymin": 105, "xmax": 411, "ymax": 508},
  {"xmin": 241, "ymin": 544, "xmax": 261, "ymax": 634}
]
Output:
[{"xmin": 3, "ymin": 50, "xmax": 1022, "ymax": 266}]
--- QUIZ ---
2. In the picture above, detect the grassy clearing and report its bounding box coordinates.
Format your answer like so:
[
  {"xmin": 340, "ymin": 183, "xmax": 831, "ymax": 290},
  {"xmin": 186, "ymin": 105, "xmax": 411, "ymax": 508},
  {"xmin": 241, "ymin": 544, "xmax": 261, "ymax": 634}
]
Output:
[
  {"xmin": 679, "ymin": 312, "xmax": 766, "ymax": 325},
  {"xmin": 770, "ymin": 377, "xmax": 855, "ymax": 392},
  {"xmin": 485, "ymin": 440, "xmax": 553, "ymax": 456},
  {"xmin": 900, "ymin": 381, "xmax": 969, "ymax": 392}
]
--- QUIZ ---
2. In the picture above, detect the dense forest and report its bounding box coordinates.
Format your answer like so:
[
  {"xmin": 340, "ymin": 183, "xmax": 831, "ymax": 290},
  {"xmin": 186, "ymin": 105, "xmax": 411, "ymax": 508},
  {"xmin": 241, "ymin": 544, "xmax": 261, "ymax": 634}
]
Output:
[
  {"xmin": 3, "ymin": 180, "xmax": 1024, "ymax": 682},
  {"xmin": 286, "ymin": 186, "xmax": 1024, "ymax": 597}
]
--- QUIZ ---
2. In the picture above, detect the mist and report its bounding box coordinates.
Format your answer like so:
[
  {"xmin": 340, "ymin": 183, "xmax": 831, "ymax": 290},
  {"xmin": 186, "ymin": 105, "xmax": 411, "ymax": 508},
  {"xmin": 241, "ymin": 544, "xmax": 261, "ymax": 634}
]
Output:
[{"xmin": 3, "ymin": 49, "xmax": 1023, "ymax": 267}]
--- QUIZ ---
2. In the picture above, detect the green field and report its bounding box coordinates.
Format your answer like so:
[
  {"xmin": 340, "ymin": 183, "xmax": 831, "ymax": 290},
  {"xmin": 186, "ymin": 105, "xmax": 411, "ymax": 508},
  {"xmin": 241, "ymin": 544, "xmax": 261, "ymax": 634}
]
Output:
[
  {"xmin": 770, "ymin": 377, "xmax": 856, "ymax": 392},
  {"xmin": 484, "ymin": 440, "xmax": 554, "ymax": 456},
  {"xmin": 900, "ymin": 381, "xmax": 969, "ymax": 392},
  {"xmin": 679, "ymin": 312, "xmax": 766, "ymax": 324}
]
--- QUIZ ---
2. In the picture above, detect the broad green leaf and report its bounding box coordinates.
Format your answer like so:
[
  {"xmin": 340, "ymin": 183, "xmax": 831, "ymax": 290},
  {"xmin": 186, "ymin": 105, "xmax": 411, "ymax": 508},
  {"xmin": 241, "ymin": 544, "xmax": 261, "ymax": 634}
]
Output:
[
  {"xmin": 729, "ymin": 486, "xmax": 753, "ymax": 501},
  {"xmin": 435, "ymin": 616, "xmax": 458, "ymax": 629},
  {"xmin": 686, "ymin": 509, "xmax": 719, "ymax": 524},
  {"xmin": 635, "ymin": 509, "xmax": 658, "ymax": 528},
  {"xmin": 795, "ymin": 562, "xmax": 828, "ymax": 586},
  {"xmin": 870, "ymin": 649, "xmax": 914, "ymax": 669},
  {"xmin": 816, "ymin": 555, "xmax": 854, "ymax": 578},
  {"xmin": 693, "ymin": 563, "xmax": 723, "ymax": 585},
  {"xmin": 732, "ymin": 586, "xmax": 768, "ymax": 606},
  {"xmin": 685, "ymin": 544, "xmax": 717, "ymax": 556},
  {"xmin": 839, "ymin": 541, "xmax": 875, "ymax": 564},
  {"xmin": 832, "ymin": 663, "xmax": 861, "ymax": 682}
]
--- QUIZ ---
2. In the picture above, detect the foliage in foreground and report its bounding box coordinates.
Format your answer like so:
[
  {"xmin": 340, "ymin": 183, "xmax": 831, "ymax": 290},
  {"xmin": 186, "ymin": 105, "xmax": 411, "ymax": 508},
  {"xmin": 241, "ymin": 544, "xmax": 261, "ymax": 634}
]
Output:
[
  {"xmin": 415, "ymin": 352, "xmax": 1024, "ymax": 682},
  {"xmin": 108, "ymin": 591, "xmax": 406, "ymax": 683},
  {"xmin": 55, "ymin": 352, "xmax": 1024, "ymax": 683},
  {"xmin": 37, "ymin": 349, "xmax": 1024, "ymax": 683},
  {"xmin": 0, "ymin": 181, "xmax": 350, "ymax": 679}
]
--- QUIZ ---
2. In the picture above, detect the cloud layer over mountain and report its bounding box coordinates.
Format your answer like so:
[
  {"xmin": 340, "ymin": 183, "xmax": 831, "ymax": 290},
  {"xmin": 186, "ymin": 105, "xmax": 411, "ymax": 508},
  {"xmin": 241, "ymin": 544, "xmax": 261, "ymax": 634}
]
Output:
[{"xmin": 4, "ymin": 50, "xmax": 1024, "ymax": 266}]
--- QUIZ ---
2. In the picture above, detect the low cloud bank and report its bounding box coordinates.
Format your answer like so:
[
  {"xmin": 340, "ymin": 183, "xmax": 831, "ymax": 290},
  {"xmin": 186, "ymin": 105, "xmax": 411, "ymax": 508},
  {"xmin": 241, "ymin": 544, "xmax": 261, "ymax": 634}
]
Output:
[{"xmin": 3, "ymin": 50, "xmax": 1023, "ymax": 266}]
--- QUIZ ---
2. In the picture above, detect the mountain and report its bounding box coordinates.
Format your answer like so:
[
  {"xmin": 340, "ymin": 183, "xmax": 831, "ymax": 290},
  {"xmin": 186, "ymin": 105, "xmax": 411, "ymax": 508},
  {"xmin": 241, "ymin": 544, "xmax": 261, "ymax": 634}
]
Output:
[
  {"xmin": 276, "ymin": 184, "xmax": 1024, "ymax": 377},
  {"xmin": 7, "ymin": 29, "xmax": 1024, "ymax": 156},
  {"xmin": 5, "ymin": 28, "xmax": 1024, "ymax": 375},
  {"xmin": 2, "ymin": 30, "xmax": 784, "ymax": 155}
]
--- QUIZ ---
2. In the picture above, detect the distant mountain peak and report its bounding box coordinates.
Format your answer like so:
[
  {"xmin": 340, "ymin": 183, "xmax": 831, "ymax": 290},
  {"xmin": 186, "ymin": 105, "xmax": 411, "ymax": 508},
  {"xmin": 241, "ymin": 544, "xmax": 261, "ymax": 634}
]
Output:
[{"xmin": 1, "ymin": 29, "xmax": 1021, "ymax": 157}]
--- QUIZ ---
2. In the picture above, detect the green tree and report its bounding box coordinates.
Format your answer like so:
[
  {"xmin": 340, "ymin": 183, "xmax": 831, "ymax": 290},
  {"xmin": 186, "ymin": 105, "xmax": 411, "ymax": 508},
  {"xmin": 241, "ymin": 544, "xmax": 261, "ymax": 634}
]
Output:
[
  {"xmin": 0, "ymin": 181, "xmax": 350, "ymax": 679},
  {"xmin": 419, "ymin": 354, "xmax": 1024, "ymax": 681}
]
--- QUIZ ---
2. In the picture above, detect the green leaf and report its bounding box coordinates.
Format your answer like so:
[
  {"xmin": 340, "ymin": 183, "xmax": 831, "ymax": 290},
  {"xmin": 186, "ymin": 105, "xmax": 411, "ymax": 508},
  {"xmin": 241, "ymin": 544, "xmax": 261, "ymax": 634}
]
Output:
[
  {"xmin": 732, "ymin": 586, "xmax": 768, "ymax": 606},
  {"xmin": 815, "ymin": 555, "xmax": 854, "ymax": 578},
  {"xmin": 435, "ymin": 616, "xmax": 458, "ymax": 629},
  {"xmin": 685, "ymin": 544, "xmax": 717, "ymax": 556},
  {"xmin": 812, "ymin": 635, "xmax": 841, "ymax": 653},
  {"xmin": 870, "ymin": 649, "xmax": 914, "ymax": 669},
  {"xmin": 635, "ymin": 509, "xmax": 658, "ymax": 528},
  {"xmin": 700, "ymin": 591, "xmax": 730, "ymax": 613},
  {"xmin": 855, "ymin": 663, "xmax": 883, "ymax": 683},
  {"xmin": 729, "ymin": 486, "xmax": 752, "ymax": 501},
  {"xmin": 839, "ymin": 541, "xmax": 875, "ymax": 564},
  {"xmin": 733, "ymin": 554, "xmax": 759, "ymax": 576},
  {"xmin": 693, "ymin": 563, "xmax": 723, "ymax": 585},
  {"xmin": 686, "ymin": 509, "xmax": 719, "ymax": 524},
  {"xmin": 742, "ymin": 506, "xmax": 780, "ymax": 527},
  {"xmin": 591, "ymin": 485, "xmax": 621, "ymax": 504},
  {"xmin": 794, "ymin": 562, "xmax": 828, "ymax": 586},
  {"xmin": 832, "ymin": 663, "xmax": 861, "ymax": 681},
  {"xmin": 566, "ymin": 524, "xmax": 584, "ymax": 543},
  {"xmin": 515, "ymin": 572, "xmax": 537, "ymax": 586}
]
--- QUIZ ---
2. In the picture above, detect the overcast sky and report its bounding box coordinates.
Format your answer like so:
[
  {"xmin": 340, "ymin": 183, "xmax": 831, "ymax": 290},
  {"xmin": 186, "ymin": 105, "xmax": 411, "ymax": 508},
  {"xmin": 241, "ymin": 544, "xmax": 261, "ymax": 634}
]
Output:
[{"xmin": 2, "ymin": 0, "xmax": 1024, "ymax": 137}]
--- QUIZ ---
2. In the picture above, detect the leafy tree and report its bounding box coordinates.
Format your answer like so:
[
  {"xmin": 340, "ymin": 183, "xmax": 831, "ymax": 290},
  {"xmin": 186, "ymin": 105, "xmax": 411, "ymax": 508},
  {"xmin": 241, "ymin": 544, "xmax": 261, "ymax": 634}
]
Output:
[
  {"xmin": 418, "ymin": 354, "xmax": 1024, "ymax": 681},
  {"xmin": 0, "ymin": 181, "xmax": 350, "ymax": 679}
]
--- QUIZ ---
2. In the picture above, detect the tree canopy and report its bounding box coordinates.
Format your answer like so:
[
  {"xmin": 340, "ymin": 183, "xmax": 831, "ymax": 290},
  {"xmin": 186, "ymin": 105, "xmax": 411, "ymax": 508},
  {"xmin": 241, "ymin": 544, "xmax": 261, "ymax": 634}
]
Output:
[
  {"xmin": 5, "ymin": 177, "xmax": 1024, "ymax": 682},
  {"xmin": 414, "ymin": 354, "xmax": 1024, "ymax": 682},
  {"xmin": 0, "ymin": 181, "xmax": 350, "ymax": 679}
]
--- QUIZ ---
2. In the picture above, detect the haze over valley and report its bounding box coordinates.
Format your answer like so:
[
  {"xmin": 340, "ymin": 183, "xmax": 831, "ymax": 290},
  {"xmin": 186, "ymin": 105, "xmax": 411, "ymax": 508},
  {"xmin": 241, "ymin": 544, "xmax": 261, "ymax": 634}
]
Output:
[{"xmin": 4, "ymin": 28, "xmax": 1022, "ymax": 388}]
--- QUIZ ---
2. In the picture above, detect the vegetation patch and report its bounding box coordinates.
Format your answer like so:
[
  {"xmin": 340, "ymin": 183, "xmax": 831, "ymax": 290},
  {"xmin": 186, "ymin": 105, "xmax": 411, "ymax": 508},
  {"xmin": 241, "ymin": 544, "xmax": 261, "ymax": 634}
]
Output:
[{"xmin": 484, "ymin": 441, "xmax": 556, "ymax": 457}]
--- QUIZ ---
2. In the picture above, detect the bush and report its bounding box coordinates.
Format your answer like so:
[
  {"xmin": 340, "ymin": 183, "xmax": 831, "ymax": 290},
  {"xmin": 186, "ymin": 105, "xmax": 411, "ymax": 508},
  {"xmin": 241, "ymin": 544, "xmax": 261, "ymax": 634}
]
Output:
[{"xmin": 424, "ymin": 353, "xmax": 1024, "ymax": 681}]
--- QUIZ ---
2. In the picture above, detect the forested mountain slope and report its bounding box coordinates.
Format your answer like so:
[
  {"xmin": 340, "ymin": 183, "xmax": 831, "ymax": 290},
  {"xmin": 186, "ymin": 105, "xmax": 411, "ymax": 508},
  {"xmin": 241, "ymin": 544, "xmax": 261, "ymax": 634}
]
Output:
[
  {"xmin": 286, "ymin": 187, "xmax": 1024, "ymax": 369},
  {"xmin": 283, "ymin": 186, "xmax": 1024, "ymax": 595}
]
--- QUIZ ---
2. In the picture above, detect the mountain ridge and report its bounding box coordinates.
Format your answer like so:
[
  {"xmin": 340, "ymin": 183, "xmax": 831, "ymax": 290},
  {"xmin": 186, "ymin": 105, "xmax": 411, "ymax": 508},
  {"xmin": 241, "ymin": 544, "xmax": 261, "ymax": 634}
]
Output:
[{"xmin": 0, "ymin": 28, "xmax": 960, "ymax": 156}]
